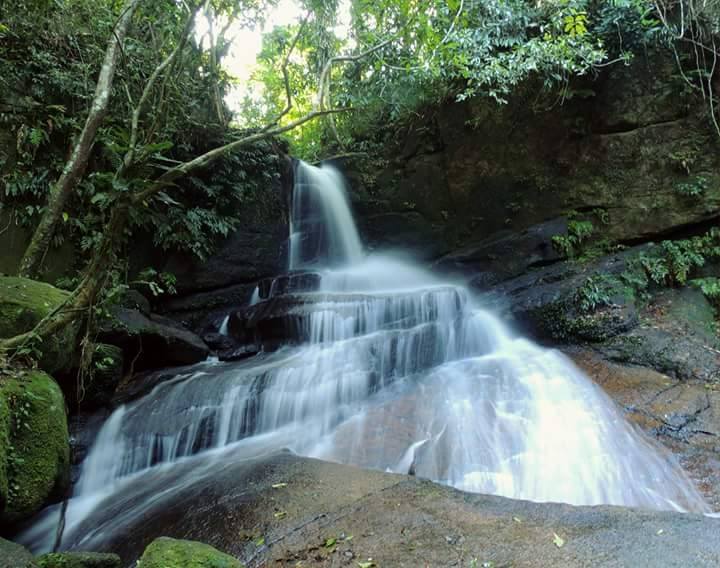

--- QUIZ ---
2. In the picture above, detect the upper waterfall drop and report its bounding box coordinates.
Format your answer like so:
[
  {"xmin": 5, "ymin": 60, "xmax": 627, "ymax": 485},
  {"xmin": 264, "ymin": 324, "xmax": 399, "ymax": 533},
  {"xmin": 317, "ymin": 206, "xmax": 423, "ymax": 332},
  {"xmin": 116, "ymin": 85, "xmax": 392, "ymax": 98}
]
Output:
[{"xmin": 289, "ymin": 161, "xmax": 364, "ymax": 270}]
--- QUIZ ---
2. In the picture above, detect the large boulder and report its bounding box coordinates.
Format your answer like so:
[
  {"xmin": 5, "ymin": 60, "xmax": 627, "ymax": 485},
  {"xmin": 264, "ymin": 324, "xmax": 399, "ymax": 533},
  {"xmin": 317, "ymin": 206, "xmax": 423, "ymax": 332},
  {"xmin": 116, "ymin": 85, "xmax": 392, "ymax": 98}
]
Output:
[
  {"xmin": 0, "ymin": 277, "xmax": 77, "ymax": 374},
  {"xmin": 0, "ymin": 370, "xmax": 70, "ymax": 525},
  {"xmin": 57, "ymin": 451, "xmax": 720, "ymax": 567},
  {"xmin": 136, "ymin": 537, "xmax": 242, "ymax": 568},
  {"xmin": 0, "ymin": 537, "xmax": 37, "ymax": 568},
  {"xmin": 98, "ymin": 309, "xmax": 209, "ymax": 371}
]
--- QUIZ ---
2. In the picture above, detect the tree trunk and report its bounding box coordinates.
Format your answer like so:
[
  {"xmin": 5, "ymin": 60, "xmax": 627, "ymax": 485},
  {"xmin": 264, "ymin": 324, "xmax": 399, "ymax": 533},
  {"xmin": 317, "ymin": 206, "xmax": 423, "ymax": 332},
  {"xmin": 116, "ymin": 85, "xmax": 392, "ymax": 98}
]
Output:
[{"xmin": 17, "ymin": 0, "xmax": 141, "ymax": 279}]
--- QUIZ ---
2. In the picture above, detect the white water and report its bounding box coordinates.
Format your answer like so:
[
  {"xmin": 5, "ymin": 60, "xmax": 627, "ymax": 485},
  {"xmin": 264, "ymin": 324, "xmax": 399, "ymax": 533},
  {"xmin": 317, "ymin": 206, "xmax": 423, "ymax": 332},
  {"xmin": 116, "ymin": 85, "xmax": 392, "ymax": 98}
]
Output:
[{"xmin": 23, "ymin": 161, "xmax": 710, "ymax": 552}]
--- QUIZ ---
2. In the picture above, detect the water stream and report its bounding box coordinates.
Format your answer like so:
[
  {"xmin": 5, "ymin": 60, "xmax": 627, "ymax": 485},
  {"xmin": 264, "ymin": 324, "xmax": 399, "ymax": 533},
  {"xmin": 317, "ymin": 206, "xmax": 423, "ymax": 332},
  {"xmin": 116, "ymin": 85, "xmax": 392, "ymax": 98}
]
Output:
[{"xmin": 22, "ymin": 161, "xmax": 710, "ymax": 552}]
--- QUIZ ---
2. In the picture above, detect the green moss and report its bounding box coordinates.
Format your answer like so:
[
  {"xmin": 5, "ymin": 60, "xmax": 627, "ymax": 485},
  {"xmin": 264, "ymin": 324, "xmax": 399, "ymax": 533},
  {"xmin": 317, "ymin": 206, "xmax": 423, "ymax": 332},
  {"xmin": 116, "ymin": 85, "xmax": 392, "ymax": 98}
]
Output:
[
  {"xmin": 0, "ymin": 370, "xmax": 70, "ymax": 523},
  {"xmin": 0, "ymin": 536, "xmax": 38, "ymax": 567},
  {"xmin": 0, "ymin": 276, "xmax": 77, "ymax": 373},
  {"xmin": 36, "ymin": 551, "xmax": 121, "ymax": 568},
  {"xmin": 0, "ymin": 392, "xmax": 9, "ymax": 512},
  {"xmin": 137, "ymin": 537, "xmax": 244, "ymax": 568}
]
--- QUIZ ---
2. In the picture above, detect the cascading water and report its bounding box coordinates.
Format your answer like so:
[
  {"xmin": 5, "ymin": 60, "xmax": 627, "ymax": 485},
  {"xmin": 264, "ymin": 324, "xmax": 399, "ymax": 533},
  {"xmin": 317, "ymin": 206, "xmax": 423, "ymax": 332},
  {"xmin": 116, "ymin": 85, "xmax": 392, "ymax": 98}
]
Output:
[{"xmin": 23, "ymin": 160, "xmax": 711, "ymax": 552}]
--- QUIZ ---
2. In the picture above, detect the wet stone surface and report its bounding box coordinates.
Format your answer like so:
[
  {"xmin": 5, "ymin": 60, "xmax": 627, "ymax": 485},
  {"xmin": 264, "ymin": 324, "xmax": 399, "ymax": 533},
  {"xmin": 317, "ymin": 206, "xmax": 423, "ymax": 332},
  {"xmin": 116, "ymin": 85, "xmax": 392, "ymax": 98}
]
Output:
[{"xmin": 568, "ymin": 347, "xmax": 720, "ymax": 510}]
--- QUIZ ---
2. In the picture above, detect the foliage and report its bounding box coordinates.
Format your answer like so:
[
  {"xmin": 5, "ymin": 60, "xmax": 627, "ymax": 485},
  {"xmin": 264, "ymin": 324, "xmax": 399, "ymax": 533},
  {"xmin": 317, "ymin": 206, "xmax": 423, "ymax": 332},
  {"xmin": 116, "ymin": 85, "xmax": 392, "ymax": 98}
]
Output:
[
  {"xmin": 552, "ymin": 219, "xmax": 595, "ymax": 258},
  {"xmin": 675, "ymin": 175, "xmax": 708, "ymax": 198},
  {"xmin": 576, "ymin": 274, "xmax": 623, "ymax": 313},
  {"xmin": 690, "ymin": 277, "xmax": 720, "ymax": 308},
  {"xmin": 241, "ymin": 0, "xmax": 664, "ymax": 160},
  {"xmin": 0, "ymin": 0, "xmax": 280, "ymax": 272},
  {"xmin": 623, "ymin": 229, "xmax": 720, "ymax": 290}
]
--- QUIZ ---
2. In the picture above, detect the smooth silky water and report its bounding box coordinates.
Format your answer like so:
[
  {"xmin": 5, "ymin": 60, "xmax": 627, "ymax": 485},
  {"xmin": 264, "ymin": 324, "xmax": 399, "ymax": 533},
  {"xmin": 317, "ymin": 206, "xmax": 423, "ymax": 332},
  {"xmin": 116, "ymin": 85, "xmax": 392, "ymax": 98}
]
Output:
[{"xmin": 22, "ymin": 161, "xmax": 712, "ymax": 552}]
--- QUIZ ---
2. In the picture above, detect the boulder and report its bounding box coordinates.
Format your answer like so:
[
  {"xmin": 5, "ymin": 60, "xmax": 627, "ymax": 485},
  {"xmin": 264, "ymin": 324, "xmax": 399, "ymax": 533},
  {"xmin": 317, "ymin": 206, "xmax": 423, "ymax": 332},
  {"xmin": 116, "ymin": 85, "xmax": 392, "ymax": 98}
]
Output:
[
  {"xmin": 36, "ymin": 552, "xmax": 121, "ymax": 568},
  {"xmin": 136, "ymin": 537, "xmax": 242, "ymax": 568},
  {"xmin": 0, "ymin": 537, "xmax": 37, "ymax": 568},
  {"xmin": 0, "ymin": 370, "xmax": 70, "ymax": 525},
  {"xmin": 98, "ymin": 309, "xmax": 208, "ymax": 371},
  {"xmin": 58, "ymin": 451, "xmax": 720, "ymax": 567},
  {"xmin": 0, "ymin": 277, "xmax": 77, "ymax": 374}
]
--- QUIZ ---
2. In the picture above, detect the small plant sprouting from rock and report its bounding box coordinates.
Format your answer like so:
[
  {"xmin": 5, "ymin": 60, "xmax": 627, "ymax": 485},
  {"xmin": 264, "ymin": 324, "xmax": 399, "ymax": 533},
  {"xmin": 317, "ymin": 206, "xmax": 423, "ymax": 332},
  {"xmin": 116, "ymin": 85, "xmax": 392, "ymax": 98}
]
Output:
[
  {"xmin": 675, "ymin": 175, "xmax": 708, "ymax": 198},
  {"xmin": 576, "ymin": 275, "xmax": 621, "ymax": 313},
  {"xmin": 552, "ymin": 219, "xmax": 594, "ymax": 258}
]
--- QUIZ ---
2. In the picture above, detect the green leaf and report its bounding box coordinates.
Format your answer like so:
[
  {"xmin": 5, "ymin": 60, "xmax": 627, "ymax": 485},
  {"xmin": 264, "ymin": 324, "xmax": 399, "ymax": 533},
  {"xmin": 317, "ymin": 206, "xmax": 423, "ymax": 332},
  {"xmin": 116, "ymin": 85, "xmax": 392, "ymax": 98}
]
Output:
[
  {"xmin": 62, "ymin": 212, "xmax": 69, "ymax": 222},
  {"xmin": 553, "ymin": 533, "xmax": 565, "ymax": 548}
]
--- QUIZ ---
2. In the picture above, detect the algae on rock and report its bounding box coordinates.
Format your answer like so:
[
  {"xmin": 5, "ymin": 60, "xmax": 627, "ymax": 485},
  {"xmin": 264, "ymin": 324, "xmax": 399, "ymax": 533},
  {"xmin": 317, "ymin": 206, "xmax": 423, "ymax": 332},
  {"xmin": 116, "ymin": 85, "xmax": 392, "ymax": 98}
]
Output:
[
  {"xmin": 0, "ymin": 277, "xmax": 77, "ymax": 374},
  {"xmin": 36, "ymin": 551, "xmax": 121, "ymax": 568},
  {"xmin": 137, "ymin": 537, "xmax": 243, "ymax": 568},
  {"xmin": 0, "ymin": 370, "xmax": 70, "ymax": 524}
]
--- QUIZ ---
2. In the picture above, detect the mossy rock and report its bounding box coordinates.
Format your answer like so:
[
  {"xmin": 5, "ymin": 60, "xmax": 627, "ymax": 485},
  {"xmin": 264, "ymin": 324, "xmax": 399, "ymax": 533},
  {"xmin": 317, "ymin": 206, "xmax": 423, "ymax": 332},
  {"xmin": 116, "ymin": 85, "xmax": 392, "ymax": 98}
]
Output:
[
  {"xmin": 0, "ymin": 277, "xmax": 77, "ymax": 374},
  {"xmin": 0, "ymin": 391, "xmax": 9, "ymax": 512},
  {"xmin": 0, "ymin": 536, "xmax": 38, "ymax": 568},
  {"xmin": 0, "ymin": 370, "xmax": 70, "ymax": 524},
  {"xmin": 36, "ymin": 551, "xmax": 121, "ymax": 568},
  {"xmin": 137, "ymin": 537, "xmax": 243, "ymax": 568}
]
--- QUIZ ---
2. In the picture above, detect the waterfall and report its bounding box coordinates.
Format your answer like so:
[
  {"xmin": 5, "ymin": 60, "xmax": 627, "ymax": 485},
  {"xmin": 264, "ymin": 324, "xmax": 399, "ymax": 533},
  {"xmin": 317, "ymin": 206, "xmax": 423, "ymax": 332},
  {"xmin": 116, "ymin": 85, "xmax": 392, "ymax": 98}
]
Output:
[
  {"xmin": 22, "ymin": 160, "xmax": 711, "ymax": 552},
  {"xmin": 289, "ymin": 161, "xmax": 363, "ymax": 269}
]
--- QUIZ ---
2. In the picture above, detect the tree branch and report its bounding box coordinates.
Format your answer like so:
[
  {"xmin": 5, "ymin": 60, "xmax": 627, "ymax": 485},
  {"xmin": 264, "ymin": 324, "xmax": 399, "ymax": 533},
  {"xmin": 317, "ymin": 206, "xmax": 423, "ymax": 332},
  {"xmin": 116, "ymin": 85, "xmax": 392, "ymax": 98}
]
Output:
[{"xmin": 123, "ymin": 3, "xmax": 199, "ymax": 171}]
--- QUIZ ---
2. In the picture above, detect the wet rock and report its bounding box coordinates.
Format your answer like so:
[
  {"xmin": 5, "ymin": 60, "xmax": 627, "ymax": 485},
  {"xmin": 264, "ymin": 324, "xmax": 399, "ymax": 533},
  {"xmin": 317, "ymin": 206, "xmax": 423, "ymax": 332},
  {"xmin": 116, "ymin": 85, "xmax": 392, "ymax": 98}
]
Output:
[
  {"xmin": 596, "ymin": 288, "xmax": 720, "ymax": 382},
  {"xmin": 60, "ymin": 451, "xmax": 720, "ymax": 567},
  {"xmin": 218, "ymin": 344, "xmax": 261, "ymax": 362},
  {"xmin": 256, "ymin": 271, "xmax": 322, "ymax": 300},
  {"xmin": 484, "ymin": 246, "xmax": 642, "ymax": 342},
  {"xmin": 136, "ymin": 537, "xmax": 242, "ymax": 568},
  {"xmin": 156, "ymin": 283, "xmax": 257, "ymax": 335},
  {"xmin": 569, "ymin": 347, "xmax": 720, "ymax": 509},
  {"xmin": 98, "ymin": 309, "xmax": 209, "ymax": 371},
  {"xmin": 0, "ymin": 537, "xmax": 37, "ymax": 568},
  {"xmin": 435, "ymin": 217, "xmax": 566, "ymax": 286},
  {"xmin": 202, "ymin": 332, "xmax": 235, "ymax": 352}
]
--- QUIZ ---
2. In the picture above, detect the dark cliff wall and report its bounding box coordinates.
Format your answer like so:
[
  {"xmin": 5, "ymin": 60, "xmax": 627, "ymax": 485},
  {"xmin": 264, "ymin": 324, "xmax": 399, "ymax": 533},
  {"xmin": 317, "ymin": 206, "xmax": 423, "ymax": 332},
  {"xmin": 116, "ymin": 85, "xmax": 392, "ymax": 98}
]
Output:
[{"xmin": 344, "ymin": 52, "xmax": 720, "ymax": 264}]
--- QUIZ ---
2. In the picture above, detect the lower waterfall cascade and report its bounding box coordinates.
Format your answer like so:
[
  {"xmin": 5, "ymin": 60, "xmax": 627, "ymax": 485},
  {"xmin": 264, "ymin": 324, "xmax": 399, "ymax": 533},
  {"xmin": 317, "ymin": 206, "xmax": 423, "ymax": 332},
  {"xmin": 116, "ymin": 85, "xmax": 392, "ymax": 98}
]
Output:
[{"xmin": 22, "ymin": 160, "xmax": 712, "ymax": 552}]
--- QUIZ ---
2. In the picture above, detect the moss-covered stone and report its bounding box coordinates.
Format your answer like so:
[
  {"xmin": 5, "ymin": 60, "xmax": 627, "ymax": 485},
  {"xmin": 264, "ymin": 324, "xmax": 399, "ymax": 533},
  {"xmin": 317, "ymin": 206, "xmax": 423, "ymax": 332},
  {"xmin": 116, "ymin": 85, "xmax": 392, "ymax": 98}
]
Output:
[
  {"xmin": 137, "ymin": 537, "xmax": 243, "ymax": 568},
  {"xmin": 0, "ymin": 370, "xmax": 70, "ymax": 524},
  {"xmin": 0, "ymin": 391, "xmax": 9, "ymax": 512},
  {"xmin": 36, "ymin": 551, "xmax": 121, "ymax": 568},
  {"xmin": 0, "ymin": 536, "xmax": 38, "ymax": 568},
  {"xmin": 0, "ymin": 277, "xmax": 77, "ymax": 374}
]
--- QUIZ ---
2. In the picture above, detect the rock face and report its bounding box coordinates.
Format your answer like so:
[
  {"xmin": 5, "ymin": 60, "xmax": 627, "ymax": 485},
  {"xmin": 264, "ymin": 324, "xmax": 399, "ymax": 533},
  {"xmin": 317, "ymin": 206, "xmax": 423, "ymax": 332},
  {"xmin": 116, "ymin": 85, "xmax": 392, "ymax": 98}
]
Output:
[
  {"xmin": 98, "ymin": 309, "xmax": 209, "ymax": 372},
  {"xmin": 0, "ymin": 537, "xmax": 37, "ymax": 568},
  {"xmin": 346, "ymin": 53, "xmax": 720, "ymax": 260},
  {"xmin": 0, "ymin": 371, "xmax": 70, "ymax": 525},
  {"xmin": 59, "ymin": 451, "xmax": 720, "ymax": 567},
  {"xmin": 137, "ymin": 537, "xmax": 242, "ymax": 568},
  {"xmin": 0, "ymin": 277, "xmax": 76, "ymax": 375},
  {"xmin": 569, "ymin": 348, "xmax": 720, "ymax": 510}
]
